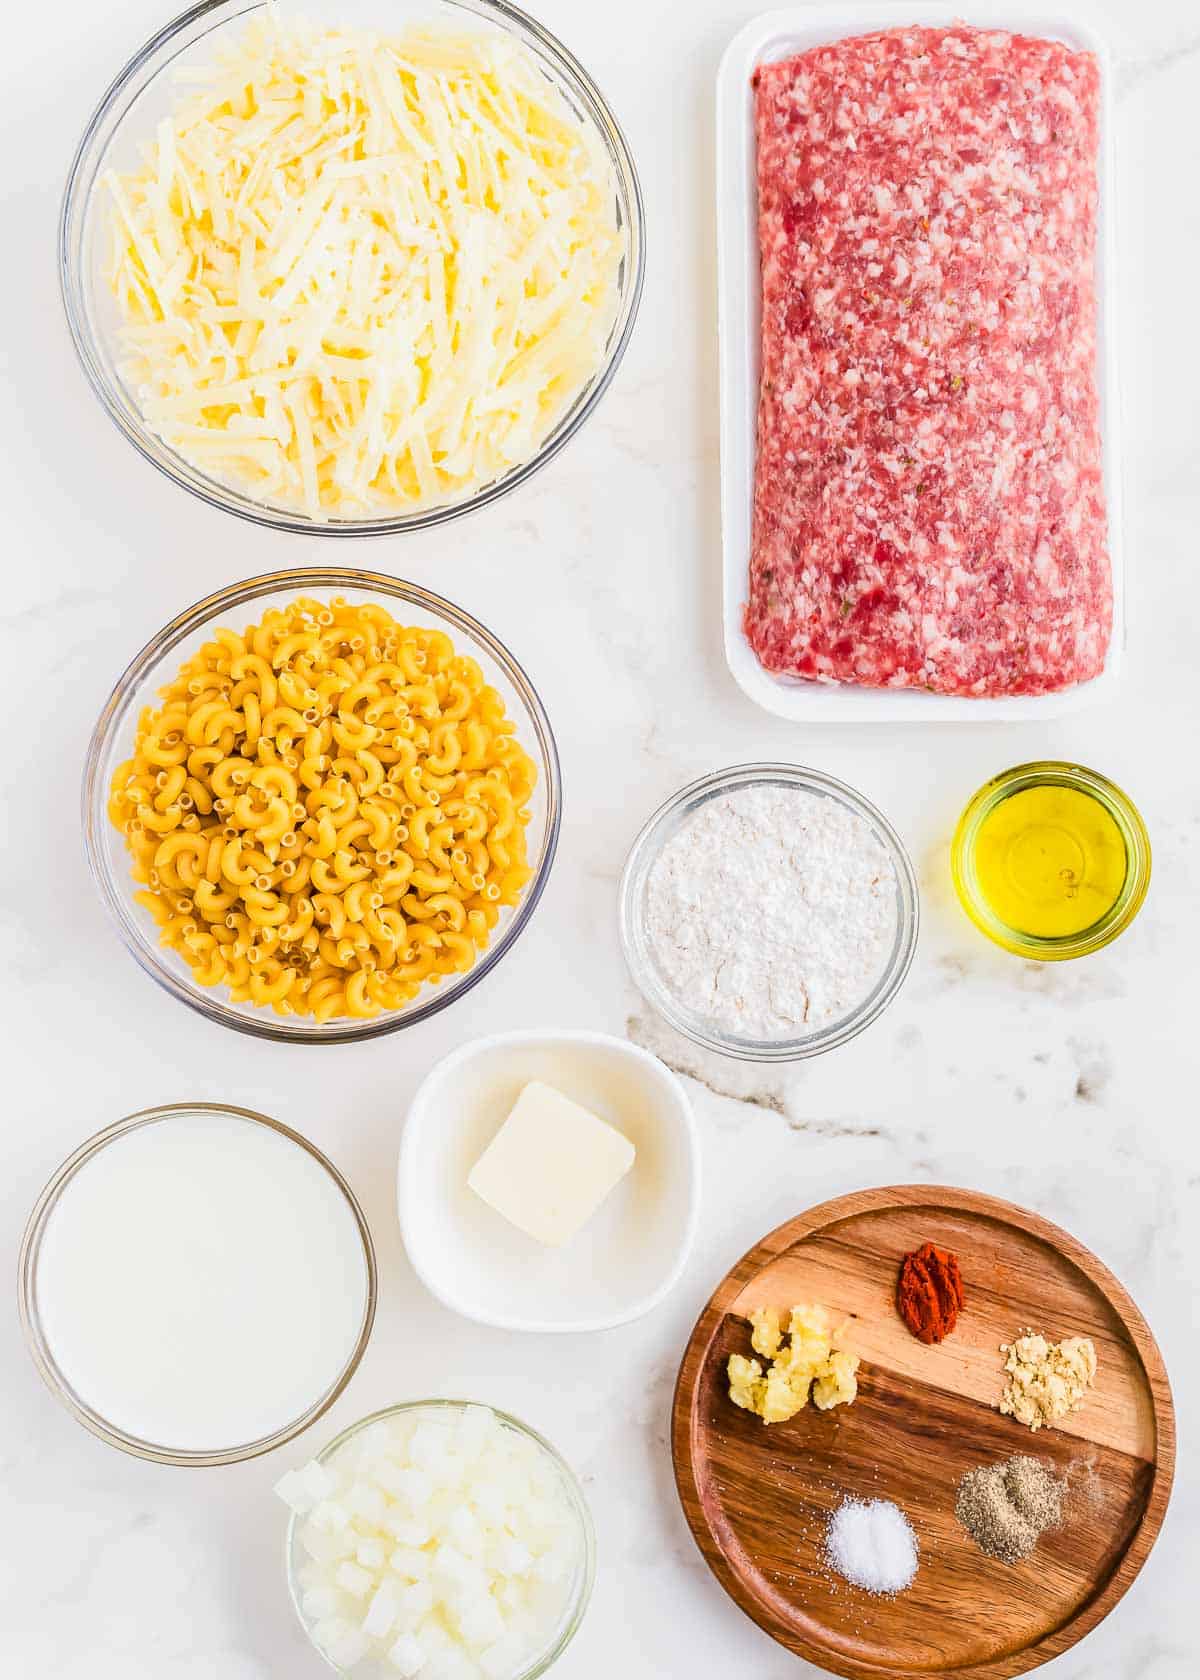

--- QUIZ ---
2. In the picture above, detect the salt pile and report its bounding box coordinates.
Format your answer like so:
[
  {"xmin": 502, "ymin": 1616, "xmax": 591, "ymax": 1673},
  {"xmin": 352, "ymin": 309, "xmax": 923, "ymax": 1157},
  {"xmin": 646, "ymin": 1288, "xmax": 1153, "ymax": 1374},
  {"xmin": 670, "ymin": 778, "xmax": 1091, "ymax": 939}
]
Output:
[{"xmin": 824, "ymin": 1497, "xmax": 918, "ymax": 1596}]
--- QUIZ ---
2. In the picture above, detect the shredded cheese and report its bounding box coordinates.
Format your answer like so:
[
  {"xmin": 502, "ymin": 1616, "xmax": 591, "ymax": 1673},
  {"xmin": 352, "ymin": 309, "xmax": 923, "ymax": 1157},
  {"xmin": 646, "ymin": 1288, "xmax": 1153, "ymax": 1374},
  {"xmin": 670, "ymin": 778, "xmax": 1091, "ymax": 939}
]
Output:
[{"xmin": 104, "ymin": 14, "xmax": 624, "ymax": 520}]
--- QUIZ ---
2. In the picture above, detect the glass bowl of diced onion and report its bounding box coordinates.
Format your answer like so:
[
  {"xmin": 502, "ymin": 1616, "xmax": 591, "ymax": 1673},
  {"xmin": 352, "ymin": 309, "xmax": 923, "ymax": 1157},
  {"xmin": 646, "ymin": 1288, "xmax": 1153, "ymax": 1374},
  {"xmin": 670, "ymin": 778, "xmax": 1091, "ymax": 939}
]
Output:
[
  {"xmin": 59, "ymin": 0, "xmax": 645, "ymax": 535},
  {"xmin": 282, "ymin": 1400, "xmax": 596, "ymax": 1678},
  {"xmin": 82, "ymin": 568, "xmax": 561, "ymax": 1044}
]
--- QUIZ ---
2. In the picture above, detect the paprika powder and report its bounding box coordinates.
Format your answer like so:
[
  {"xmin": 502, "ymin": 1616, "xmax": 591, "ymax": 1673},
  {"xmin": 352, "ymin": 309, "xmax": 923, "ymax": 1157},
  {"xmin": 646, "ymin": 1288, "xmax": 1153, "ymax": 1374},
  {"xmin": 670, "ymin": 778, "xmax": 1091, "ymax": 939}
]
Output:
[{"xmin": 897, "ymin": 1240, "xmax": 964, "ymax": 1343}]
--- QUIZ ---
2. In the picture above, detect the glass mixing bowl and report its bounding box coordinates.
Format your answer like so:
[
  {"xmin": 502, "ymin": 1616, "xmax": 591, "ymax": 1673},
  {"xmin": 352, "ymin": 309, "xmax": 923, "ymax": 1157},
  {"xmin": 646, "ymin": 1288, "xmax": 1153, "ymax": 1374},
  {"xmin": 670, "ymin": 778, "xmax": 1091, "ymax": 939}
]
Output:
[
  {"xmin": 285, "ymin": 1400, "xmax": 596, "ymax": 1677},
  {"xmin": 83, "ymin": 569, "xmax": 561, "ymax": 1042},
  {"xmin": 619, "ymin": 763, "xmax": 920, "ymax": 1062},
  {"xmin": 19, "ymin": 1102, "xmax": 377, "ymax": 1467},
  {"xmin": 59, "ymin": 0, "xmax": 645, "ymax": 534}
]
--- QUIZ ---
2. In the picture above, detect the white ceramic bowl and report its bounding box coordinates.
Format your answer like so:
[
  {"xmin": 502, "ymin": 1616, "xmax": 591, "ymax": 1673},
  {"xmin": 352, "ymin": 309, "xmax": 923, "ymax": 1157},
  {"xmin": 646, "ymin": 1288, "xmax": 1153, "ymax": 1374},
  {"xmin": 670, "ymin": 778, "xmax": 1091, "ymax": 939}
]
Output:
[{"xmin": 398, "ymin": 1030, "xmax": 700, "ymax": 1332}]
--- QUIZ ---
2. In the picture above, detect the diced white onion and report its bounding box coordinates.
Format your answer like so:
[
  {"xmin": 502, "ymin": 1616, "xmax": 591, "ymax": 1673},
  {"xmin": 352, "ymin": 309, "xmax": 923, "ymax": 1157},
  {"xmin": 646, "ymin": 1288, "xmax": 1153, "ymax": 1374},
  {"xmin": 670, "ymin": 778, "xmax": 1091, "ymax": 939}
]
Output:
[{"xmin": 280, "ymin": 1406, "xmax": 580, "ymax": 1680}]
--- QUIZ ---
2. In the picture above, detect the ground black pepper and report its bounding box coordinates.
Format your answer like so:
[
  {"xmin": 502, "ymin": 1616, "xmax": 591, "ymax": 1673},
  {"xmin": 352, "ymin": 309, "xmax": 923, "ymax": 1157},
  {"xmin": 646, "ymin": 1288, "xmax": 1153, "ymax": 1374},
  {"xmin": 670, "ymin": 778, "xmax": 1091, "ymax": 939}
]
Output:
[{"xmin": 955, "ymin": 1456, "xmax": 1066, "ymax": 1563}]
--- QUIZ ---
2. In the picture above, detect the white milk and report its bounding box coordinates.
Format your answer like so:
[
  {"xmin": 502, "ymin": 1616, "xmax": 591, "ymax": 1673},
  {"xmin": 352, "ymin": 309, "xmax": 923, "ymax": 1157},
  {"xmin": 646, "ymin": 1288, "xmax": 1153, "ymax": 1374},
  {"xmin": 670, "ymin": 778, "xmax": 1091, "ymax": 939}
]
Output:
[{"xmin": 35, "ymin": 1109, "xmax": 370, "ymax": 1453}]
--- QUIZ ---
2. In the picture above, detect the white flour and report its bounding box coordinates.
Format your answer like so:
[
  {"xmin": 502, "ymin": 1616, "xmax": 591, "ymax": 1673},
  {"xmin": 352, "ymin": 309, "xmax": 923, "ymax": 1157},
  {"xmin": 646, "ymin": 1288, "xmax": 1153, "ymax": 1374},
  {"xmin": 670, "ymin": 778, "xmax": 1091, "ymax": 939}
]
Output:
[{"xmin": 643, "ymin": 785, "xmax": 897, "ymax": 1039}]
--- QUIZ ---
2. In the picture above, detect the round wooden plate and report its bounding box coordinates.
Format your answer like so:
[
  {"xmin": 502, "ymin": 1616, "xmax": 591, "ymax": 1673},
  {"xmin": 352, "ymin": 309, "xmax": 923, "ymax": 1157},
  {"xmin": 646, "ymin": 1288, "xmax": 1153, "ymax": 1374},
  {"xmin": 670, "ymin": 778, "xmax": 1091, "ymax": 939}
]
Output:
[{"xmin": 672, "ymin": 1185, "xmax": 1174, "ymax": 1678}]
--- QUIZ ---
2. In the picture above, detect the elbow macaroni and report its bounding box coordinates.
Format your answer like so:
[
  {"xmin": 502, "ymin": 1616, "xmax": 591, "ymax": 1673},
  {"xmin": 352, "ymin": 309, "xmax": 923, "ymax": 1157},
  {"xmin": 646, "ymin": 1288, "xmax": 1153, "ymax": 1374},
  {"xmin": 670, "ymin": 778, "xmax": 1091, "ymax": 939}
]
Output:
[{"xmin": 109, "ymin": 599, "xmax": 537, "ymax": 1022}]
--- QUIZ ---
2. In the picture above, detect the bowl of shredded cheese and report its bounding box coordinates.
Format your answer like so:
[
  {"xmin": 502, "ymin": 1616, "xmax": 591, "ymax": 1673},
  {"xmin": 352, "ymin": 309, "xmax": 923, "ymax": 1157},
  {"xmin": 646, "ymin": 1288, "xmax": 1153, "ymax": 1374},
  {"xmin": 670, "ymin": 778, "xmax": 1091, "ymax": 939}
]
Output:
[
  {"xmin": 84, "ymin": 568, "xmax": 561, "ymax": 1042},
  {"xmin": 60, "ymin": 0, "xmax": 644, "ymax": 532}
]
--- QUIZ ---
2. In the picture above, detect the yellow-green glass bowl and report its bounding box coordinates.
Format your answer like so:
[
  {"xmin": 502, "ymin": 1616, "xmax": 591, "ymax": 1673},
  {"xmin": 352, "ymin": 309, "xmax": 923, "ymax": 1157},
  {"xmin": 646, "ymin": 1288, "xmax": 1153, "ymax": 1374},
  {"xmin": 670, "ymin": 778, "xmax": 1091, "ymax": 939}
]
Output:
[{"xmin": 951, "ymin": 762, "xmax": 1151, "ymax": 962}]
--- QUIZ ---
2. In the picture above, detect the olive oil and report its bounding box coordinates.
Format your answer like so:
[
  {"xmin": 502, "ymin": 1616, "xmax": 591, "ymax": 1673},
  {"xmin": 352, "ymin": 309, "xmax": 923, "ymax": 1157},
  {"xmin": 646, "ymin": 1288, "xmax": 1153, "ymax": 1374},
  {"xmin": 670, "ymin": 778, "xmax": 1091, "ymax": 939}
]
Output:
[
  {"xmin": 952, "ymin": 763, "xmax": 1151, "ymax": 962},
  {"xmin": 972, "ymin": 785, "xmax": 1127, "ymax": 939}
]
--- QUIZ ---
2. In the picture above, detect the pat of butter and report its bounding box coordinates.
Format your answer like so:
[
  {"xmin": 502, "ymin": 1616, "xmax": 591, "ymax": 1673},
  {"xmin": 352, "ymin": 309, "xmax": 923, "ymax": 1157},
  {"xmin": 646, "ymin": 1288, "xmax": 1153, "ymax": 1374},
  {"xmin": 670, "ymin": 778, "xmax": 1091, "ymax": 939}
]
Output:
[{"xmin": 468, "ymin": 1081, "xmax": 636, "ymax": 1247}]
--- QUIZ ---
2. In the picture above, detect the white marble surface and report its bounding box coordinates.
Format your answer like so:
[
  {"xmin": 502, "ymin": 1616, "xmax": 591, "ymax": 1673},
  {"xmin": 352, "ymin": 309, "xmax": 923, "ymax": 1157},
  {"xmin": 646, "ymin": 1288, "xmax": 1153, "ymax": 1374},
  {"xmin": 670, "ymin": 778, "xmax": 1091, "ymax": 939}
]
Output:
[{"xmin": 2, "ymin": 1, "xmax": 1197, "ymax": 1675}]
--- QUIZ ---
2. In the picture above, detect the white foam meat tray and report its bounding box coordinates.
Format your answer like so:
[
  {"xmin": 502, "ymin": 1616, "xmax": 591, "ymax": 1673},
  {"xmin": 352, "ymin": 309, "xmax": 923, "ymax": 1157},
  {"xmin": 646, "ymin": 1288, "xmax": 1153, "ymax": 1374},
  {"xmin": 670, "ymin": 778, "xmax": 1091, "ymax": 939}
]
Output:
[{"xmin": 717, "ymin": 6, "xmax": 1123, "ymax": 722}]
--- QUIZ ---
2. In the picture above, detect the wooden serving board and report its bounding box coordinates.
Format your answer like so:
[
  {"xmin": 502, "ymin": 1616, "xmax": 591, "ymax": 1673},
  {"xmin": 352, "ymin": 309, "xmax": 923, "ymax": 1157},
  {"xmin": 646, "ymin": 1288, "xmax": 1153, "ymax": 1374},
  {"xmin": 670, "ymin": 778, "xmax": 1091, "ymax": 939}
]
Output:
[{"xmin": 672, "ymin": 1186, "xmax": 1174, "ymax": 1679}]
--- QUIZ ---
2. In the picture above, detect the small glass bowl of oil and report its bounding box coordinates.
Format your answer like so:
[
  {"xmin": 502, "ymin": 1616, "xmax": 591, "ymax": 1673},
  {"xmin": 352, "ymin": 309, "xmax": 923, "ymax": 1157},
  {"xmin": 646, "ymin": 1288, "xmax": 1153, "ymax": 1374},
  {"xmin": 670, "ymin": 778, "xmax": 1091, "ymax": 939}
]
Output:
[{"xmin": 951, "ymin": 762, "xmax": 1151, "ymax": 961}]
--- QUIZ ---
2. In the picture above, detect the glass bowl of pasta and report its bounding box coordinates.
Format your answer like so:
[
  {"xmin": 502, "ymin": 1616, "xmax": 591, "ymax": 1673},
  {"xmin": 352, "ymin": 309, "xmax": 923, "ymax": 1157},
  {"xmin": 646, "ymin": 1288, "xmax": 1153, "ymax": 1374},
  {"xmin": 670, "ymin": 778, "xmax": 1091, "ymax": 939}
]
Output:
[
  {"xmin": 84, "ymin": 570, "xmax": 561, "ymax": 1042},
  {"xmin": 59, "ymin": 0, "xmax": 645, "ymax": 534}
]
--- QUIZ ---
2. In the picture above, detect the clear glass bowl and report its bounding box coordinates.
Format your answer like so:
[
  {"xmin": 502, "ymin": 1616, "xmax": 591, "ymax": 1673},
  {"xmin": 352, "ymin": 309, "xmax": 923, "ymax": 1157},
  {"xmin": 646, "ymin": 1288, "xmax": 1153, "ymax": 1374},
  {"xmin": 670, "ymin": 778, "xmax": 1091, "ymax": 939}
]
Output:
[
  {"xmin": 59, "ymin": 0, "xmax": 645, "ymax": 535},
  {"xmin": 18, "ymin": 1102, "xmax": 377, "ymax": 1467},
  {"xmin": 618, "ymin": 763, "xmax": 920, "ymax": 1062},
  {"xmin": 83, "ymin": 568, "xmax": 562, "ymax": 1043},
  {"xmin": 285, "ymin": 1400, "xmax": 596, "ymax": 1677},
  {"xmin": 951, "ymin": 760, "xmax": 1151, "ymax": 961}
]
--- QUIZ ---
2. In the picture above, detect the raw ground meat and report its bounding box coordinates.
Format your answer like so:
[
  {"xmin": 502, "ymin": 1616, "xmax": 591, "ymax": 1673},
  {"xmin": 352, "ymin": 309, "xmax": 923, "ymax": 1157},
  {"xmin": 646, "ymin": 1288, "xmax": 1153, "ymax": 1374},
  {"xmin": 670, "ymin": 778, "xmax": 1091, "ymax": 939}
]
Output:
[{"xmin": 746, "ymin": 27, "xmax": 1112, "ymax": 697}]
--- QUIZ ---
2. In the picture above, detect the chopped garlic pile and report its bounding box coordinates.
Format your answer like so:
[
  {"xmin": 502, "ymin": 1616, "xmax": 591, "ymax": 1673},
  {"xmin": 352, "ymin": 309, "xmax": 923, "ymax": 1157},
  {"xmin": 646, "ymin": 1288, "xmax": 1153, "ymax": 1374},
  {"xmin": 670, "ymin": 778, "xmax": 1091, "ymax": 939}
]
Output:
[
  {"xmin": 105, "ymin": 16, "xmax": 623, "ymax": 520},
  {"xmin": 276, "ymin": 1405, "xmax": 582, "ymax": 1679},
  {"xmin": 727, "ymin": 1303, "xmax": 859, "ymax": 1423}
]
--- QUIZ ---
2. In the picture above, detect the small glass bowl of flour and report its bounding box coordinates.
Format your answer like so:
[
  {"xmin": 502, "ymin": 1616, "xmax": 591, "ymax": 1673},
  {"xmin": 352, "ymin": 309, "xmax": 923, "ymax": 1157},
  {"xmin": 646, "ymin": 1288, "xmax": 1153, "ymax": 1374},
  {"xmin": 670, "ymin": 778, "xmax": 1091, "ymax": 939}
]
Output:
[{"xmin": 619, "ymin": 764, "xmax": 918, "ymax": 1061}]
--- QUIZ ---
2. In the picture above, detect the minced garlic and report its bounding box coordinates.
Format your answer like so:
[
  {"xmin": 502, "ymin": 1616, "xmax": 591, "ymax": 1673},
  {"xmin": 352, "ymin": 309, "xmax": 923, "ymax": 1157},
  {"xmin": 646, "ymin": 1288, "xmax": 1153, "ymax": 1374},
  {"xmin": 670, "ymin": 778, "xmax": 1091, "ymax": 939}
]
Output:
[
  {"xmin": 727, "ymin": 1303, "xmax": 859, "ymax": 1424},
  {"xmin": 998, "ymin": 1330, "xmax": 1097, "ymax": 1431}
]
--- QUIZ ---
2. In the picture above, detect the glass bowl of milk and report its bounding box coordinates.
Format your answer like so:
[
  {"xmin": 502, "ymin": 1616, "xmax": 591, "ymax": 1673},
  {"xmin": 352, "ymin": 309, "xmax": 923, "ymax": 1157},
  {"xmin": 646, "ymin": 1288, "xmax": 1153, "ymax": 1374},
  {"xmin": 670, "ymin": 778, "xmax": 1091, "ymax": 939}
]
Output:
[{"xmin": 19, "ymin": 1103, "xmax": 376, "ymax": 1465}]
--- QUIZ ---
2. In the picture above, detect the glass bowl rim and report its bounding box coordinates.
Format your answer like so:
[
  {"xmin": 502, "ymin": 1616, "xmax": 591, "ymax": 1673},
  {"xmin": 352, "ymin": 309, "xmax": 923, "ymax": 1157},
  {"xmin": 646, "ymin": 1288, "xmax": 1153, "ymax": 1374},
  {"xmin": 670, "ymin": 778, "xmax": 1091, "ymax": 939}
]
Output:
[
  {"xmin": 17, "ymin": 1100, "xmax": 378, "ymax": 1467},
  {"xmin": 57, "ymin": 0, "xmax": 647, "ymax": 537},
  {"xmin": 618, "ymin": 761, "xmax": 920, "ymax": 1064},
  {"xmin": 283, "ymin": 1397, "xmax": 597, "ymax": 1678},
  {"xmin": 950, "ymin": 758, "xmax": 1152, "ymax": 962},
  {"xmin": 82, "ymin": 566, "xmax": 563, "ymax": 1044}
]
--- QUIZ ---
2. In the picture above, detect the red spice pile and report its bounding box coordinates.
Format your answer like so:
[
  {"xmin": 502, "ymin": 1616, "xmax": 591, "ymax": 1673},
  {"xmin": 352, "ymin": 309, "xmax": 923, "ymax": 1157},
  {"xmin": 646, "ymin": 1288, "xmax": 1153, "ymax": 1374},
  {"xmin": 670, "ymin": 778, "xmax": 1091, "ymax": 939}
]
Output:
[{"xmin": 897, "ymin": 1241, "xmax": 964, "ymax": 1344}]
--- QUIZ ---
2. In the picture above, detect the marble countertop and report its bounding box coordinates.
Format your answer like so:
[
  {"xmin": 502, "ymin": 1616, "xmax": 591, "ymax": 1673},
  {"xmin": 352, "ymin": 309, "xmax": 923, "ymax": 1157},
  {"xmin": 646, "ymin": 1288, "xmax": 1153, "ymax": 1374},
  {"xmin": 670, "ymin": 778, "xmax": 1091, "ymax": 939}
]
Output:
[{"xmin": 2, "ymin": 1, "xmax": 1196, "ymax": 1676}]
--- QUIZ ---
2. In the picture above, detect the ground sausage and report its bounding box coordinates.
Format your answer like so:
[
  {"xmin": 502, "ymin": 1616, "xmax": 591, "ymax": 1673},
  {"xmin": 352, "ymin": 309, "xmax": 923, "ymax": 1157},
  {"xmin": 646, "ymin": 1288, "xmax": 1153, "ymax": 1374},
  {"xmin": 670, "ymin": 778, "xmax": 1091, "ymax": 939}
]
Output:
[{"xmin": 746, "ymin": 27, "xmax": 1111, "ymax": 697}]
